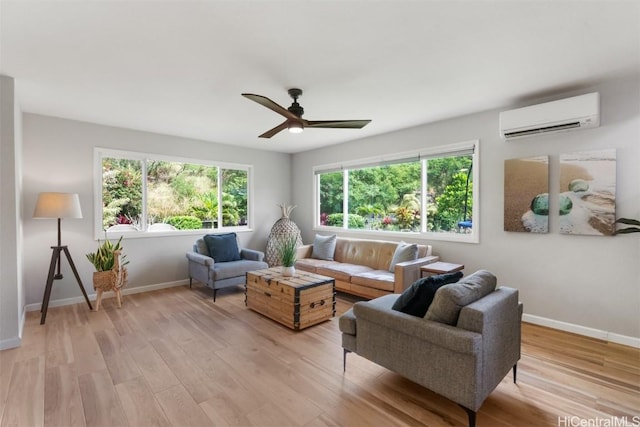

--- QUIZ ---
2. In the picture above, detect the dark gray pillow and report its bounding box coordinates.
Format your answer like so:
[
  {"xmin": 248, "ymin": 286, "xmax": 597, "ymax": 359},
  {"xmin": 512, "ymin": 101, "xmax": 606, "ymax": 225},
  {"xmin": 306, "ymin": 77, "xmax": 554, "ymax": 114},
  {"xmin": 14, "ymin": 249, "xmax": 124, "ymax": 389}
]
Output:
[
  {"xmin": 203, "ymin": 233, "xmax": 241, "ymax": 263},
  {"xmin": 425, "ymin": 270, "xmax": 497, "ymax": 325},
  {"xmin": 391, "ymin": 271, "xmax": 464, "ymax": 317},
  {"xmin": 311, "ymin": 234, "xmax": 337, "ymax": 260},
  {"xmin": 388, "ymin": 242, "xmax": 418, "ymax": 272}
]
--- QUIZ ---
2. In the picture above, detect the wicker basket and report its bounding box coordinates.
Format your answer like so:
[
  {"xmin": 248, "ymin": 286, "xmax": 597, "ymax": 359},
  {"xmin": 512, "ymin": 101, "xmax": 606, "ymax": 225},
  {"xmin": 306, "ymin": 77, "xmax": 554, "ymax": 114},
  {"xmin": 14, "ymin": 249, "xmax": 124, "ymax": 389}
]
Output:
[
  {"xmin": 266, "ymin": 204, "xmax": 302, "ymax": 267},
  {"xmin": 93, "ymin": 270, "xmax": 116, "ymax": 291}
]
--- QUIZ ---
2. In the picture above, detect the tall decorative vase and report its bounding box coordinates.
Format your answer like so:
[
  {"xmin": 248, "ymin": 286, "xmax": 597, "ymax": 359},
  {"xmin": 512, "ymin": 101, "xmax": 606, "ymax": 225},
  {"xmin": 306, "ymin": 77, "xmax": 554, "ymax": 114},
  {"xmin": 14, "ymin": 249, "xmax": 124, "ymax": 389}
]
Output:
[{"xmin": 266, "ymin": 204, "xmax": 303, "ymax": 267}]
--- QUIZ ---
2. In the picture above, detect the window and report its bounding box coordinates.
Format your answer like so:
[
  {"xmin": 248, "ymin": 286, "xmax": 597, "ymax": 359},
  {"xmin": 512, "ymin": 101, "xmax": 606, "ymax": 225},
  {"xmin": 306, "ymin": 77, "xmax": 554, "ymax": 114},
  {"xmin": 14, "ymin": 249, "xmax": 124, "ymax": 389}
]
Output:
[
  {"xmin": 314, "ymin": 141, "xmax": 478, "ymax": 242},
  {"xmin": 95, "ymin": 148, "xmax": 252, "ymax": 237}
]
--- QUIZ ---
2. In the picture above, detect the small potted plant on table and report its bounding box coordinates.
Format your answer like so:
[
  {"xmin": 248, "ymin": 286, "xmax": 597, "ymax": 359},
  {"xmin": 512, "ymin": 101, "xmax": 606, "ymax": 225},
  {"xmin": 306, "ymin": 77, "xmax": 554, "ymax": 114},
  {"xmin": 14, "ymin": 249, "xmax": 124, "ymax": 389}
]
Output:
[{"xmin": 278, "ymin": 235, "xmax": 298, "ymax": 277}]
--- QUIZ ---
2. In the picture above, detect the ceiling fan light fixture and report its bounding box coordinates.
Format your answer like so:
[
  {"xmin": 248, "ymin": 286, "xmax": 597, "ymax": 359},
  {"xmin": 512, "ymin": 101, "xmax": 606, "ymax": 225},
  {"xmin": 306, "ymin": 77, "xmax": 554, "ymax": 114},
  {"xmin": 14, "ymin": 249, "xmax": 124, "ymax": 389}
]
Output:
[{"xmin": 288, "ymin": 121, "xmax": 304, "ymax": 134}]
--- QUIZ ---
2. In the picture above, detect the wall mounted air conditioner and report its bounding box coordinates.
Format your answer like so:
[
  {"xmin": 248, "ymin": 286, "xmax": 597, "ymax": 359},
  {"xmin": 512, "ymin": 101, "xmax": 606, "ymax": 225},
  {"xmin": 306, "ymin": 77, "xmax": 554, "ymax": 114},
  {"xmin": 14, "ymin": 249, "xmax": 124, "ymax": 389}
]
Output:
[{"xmin": 499, "ymin": 92, "xmax": 600, "ymax": 140}]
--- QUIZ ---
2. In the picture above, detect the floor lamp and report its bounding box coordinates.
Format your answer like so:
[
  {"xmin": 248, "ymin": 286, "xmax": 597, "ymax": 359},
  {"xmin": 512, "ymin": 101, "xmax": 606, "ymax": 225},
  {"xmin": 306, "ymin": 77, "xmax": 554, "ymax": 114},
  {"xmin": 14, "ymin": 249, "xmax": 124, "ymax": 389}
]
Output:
[{"xmin": 33, "ymin": 192, "xmax": 92, "ymax": 324}]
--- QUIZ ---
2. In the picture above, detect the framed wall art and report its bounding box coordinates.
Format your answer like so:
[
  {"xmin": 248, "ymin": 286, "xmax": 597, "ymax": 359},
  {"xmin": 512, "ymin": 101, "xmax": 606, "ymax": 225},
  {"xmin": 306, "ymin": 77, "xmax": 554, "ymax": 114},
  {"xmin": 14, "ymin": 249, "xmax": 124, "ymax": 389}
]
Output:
[
  {"xmin": 559, "ymin": 149, "xmax": 616, "ymax": 235},
  {"xmin": 504, "ymin": 156, "xmax": 549, "ymax": 233}
]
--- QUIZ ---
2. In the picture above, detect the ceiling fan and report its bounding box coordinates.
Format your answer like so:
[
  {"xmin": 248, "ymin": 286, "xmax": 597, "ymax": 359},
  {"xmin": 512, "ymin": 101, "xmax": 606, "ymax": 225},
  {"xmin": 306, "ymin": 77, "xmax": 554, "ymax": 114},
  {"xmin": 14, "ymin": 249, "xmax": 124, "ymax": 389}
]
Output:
[{"xmin": 242, "ymin": 88, "xmax": 371, "ymax": 138}]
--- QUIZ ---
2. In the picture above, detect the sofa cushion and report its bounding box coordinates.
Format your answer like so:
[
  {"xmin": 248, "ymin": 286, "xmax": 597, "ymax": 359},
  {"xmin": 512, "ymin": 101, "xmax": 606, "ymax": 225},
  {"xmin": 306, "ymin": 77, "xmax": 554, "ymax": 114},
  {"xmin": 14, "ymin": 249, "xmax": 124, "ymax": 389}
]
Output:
[
  {"xmin": 212, "ymin": 259, "xmax": 267, "ymax": 280},
  {"xmin": 311, "ymin": 234, "xmax": 337, "ymax": 260},
  {"xmin": 425, "ymin": 270, "xmax": 497, "ymax": 325},
  {"xmin": 388, "ymin": 242, "xmax": 418, "ymax": 272},
  {"xmin": 316, "ymin": 263, "xmax": 372, "ymax": 282},
  {"xmin": 391, "ymin": 272, "xmax": 464, "ymax": 317},
  {"xmin": 204, "ymin": 233, "xmax": 241, "ymax": 263},
  {"xmin": 295, "ymin": 258, "xmax": 339, "ymax": 273},
  {"xmin": 350, "ymin": 270, "xmax": 395, "ymax": 292}
]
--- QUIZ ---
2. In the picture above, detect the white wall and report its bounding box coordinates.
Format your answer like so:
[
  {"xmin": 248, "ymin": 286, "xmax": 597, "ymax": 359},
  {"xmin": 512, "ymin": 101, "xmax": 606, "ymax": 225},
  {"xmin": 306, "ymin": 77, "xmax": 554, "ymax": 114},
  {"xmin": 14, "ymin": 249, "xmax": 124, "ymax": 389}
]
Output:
[
  {"xmin": 0, "ymin": 75, "xmax": 24, "ymax": 350},
  {"xmin": 292, "ymin": 75, "xmax": 640, "ymax": 342},
  {"xmin": 22, "ymin": 114, "xmax": 291, "ymax": 305}
]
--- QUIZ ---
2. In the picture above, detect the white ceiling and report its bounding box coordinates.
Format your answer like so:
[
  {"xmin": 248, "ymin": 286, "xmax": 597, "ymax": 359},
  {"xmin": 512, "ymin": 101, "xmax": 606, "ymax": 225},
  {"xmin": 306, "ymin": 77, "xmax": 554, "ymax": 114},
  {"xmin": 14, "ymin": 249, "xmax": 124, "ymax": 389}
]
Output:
[{"xmin": 1, "ymin": 1, "xmax": 639, "ymax": 154}]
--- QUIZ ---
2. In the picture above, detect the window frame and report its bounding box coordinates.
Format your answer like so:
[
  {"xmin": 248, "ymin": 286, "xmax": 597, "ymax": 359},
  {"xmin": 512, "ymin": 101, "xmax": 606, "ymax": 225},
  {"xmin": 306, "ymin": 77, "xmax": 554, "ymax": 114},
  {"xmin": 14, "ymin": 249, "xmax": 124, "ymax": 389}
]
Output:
[
  {"xmin": 93, "ymin": 147, "xmax": 254, "ymax": 240},
  {"xmin": 313, "ymin": 140, "xmax": 480, "ymax": 243}
]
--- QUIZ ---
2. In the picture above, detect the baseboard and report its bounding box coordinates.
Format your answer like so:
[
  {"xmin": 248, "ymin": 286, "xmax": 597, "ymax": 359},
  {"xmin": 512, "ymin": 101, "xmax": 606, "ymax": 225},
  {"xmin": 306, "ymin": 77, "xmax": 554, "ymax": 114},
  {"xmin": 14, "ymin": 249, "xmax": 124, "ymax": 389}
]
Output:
[
  {"xmin": 0, "ymin": 336, "xmax": 22, "ymax": 351},
  {"xmin": 0, "ymin": 306, "xmax": 26, "ymax": 350},
  {"xmin": 523, "ymin": 313, "xmax": 640, "ymax": 349},
  {"xmin": 25, "ymin": 279, "xmax": 189, "ymax": 312}
]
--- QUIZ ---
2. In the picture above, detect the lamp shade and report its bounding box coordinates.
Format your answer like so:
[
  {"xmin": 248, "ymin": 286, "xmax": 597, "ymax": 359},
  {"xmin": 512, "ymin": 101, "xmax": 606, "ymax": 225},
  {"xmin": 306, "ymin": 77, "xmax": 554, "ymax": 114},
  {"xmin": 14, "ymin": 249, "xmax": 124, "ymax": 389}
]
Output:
[{"xmin": 33, "ymin": 192, "xmax": 83, "ymax": 219}]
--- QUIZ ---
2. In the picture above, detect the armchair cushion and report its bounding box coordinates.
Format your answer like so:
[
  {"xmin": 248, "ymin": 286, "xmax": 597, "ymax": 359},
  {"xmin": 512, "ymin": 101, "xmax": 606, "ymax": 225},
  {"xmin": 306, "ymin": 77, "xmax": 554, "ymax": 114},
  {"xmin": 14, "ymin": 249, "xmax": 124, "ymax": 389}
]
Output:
[
  {"xmin": 204, "ymin": 233, "xmax": 241, "ymax": 263},
  {"xmin": 425, "ymin": 270, "xmax": 496, "ymax": 325},
  {"xmin": 388, "ymin": 242, "xmax": 418, "ymax": 272},
  {"xmin": 392, "ymin": 271, "xmax": 463, "ymax": 317}
]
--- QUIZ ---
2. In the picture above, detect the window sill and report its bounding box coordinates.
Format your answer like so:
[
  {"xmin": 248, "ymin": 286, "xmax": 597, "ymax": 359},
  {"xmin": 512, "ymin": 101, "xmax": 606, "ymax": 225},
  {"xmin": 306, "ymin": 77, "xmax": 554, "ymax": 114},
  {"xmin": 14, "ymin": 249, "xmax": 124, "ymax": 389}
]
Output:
[
  {"xmin": 312, "ymin": 226, "xmax": 478, "ymax": 244},
  {"xmin": 95, "ymin": 227, "xmax": 253, "ymax": 241}
]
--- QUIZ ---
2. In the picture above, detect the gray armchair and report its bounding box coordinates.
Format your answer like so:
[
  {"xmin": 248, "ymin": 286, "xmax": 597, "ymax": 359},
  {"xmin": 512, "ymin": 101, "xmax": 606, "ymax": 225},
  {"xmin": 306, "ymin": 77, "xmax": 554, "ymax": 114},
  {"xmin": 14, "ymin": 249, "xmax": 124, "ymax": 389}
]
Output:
[
  {"xmin": 186, "ymin": 235, "xmax": 268, "ymax": 301},
  {"xmin": 339, "ymin": 272, "xmax": 522, "ymax": 427}
]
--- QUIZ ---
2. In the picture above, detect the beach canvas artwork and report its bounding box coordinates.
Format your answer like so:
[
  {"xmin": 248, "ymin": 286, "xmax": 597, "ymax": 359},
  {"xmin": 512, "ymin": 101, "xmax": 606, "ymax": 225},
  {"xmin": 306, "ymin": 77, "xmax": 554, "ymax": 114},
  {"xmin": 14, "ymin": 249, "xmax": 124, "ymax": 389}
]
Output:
[
  {"xmin": 504, "ymin": 156, "xmax": 549, "ymax": 233},
  {"xmin": 559, "ymin": 149, "xmax": 616, "ymax": 235}
]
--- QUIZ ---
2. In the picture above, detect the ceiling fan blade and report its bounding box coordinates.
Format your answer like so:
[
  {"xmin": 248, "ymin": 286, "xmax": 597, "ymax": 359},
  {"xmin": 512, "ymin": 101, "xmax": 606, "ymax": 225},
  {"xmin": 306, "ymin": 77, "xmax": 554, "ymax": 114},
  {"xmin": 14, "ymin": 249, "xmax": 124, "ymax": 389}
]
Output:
[
  {"xmin": 259, "ymin": 120, "xmax": 289, "ymax": 138},
  {"xmin": 306, "ymin": 119, "xmax": 371, "ymax": 129},
  {"xmin": 242, "ymin": 93, "xmax": 300, "ymax": 121}
]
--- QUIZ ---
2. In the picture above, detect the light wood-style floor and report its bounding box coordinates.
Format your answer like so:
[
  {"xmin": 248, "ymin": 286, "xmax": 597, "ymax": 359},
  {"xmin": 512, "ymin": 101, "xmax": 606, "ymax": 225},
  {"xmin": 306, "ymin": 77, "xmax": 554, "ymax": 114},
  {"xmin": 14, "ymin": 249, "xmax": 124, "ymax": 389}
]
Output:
[{"xmin": 1, "ymin": 285, "xmax": 638, "ymax": 427}]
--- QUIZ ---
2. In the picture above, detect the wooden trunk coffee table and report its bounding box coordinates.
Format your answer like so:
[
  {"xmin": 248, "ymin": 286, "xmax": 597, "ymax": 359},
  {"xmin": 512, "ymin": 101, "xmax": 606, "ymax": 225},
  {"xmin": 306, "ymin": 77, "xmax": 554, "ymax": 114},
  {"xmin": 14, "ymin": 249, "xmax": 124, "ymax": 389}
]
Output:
[{"xmin": 245, "ymin": 267, "xmax": 336, "ymax": 330}]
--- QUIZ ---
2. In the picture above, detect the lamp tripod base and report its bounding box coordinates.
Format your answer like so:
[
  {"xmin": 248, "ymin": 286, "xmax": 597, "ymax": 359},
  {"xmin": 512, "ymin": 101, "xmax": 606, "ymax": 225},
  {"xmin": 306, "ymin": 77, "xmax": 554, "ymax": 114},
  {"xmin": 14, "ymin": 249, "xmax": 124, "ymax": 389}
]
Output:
[{"xmin": 40, "ymin": 245, "xmax": 93, "ymax": 324}]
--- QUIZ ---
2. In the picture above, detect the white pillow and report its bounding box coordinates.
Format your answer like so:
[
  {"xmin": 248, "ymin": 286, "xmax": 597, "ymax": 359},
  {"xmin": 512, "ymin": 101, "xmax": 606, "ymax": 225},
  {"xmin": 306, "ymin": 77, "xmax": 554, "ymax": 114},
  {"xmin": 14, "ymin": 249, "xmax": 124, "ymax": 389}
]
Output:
[
  {"xmin": 311, "ymin": 234, "xmax": 337, "ymax": 260},
  {"xmin": 389, "ymin": 242, "xmax": 418, "ymax": 272}
]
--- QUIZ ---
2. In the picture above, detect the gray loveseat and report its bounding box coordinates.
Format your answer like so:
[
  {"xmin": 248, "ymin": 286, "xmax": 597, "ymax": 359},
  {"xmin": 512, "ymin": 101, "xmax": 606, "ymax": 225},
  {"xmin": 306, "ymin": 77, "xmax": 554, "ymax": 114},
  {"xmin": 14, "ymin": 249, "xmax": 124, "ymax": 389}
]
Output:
[
  {"xmin": 339, "ymin": 271, "xmax": 522, "ymax": 427},
  {"xmin": 186, "ymin": 234, "xmax": 268, "ymax": 301}
]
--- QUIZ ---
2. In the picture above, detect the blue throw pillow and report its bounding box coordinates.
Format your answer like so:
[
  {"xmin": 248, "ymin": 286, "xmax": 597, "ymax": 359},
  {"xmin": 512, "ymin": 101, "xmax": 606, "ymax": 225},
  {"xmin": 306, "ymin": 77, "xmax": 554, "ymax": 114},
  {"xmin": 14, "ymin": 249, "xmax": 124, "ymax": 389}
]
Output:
[
  {"xmin": 203, "ymin": 233, "xmax": 241, "ymax": 263},
  {"xmin": 391, "ymin": 271, "xmax": 464, "ymax": 317}
]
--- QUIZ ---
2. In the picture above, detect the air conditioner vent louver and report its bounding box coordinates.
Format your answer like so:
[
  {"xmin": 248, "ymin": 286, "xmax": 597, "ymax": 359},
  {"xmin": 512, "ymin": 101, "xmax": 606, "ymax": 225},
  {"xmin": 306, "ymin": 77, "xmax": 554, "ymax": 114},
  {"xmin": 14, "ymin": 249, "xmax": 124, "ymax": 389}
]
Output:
[{"xmin": 500, "ymin": 93, "xmax": 599, "ymax": 140}]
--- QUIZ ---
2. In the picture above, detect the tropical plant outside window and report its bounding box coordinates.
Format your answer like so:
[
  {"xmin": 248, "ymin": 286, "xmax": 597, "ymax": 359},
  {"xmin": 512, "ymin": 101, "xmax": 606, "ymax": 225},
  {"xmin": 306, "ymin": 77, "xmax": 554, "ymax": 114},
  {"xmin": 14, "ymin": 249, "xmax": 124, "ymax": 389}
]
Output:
[
  {"xmin": 98, "ymin": 149, "xmax": 251, "ymax": 235},
  {"xmin": 316, "ymin": 142, "xmax": 477, "ymax": 241}
]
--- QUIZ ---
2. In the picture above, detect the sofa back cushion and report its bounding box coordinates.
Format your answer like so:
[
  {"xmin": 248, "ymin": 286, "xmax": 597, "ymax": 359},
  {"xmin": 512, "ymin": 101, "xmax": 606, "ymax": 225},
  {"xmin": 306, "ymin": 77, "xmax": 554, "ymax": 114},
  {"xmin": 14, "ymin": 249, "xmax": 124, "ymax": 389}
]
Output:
[
  {"xmin": 425, "ymin": 270, "xmax": 497, "ymax": 325},
  {"xmin": 333, "ymin": 238, "xmax": 428, "ymax": 271}
]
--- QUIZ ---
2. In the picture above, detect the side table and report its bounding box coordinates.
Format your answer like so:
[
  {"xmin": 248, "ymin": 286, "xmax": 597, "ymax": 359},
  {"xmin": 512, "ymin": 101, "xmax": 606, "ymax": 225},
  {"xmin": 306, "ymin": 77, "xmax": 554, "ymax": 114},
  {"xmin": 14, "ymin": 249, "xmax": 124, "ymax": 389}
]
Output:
[{"xmin": 420, "ymin": 262, "xmax": 464, "ymax": 278}]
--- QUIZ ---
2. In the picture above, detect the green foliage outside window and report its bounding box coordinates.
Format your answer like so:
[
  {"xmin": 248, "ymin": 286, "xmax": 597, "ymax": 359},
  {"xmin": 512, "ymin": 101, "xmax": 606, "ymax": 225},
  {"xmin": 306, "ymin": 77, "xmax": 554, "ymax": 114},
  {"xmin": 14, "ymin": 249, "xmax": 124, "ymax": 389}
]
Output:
[
  {"xmin": 101, "ymin": 154, "xmax": 249, "ymax": 231},
  {"xmin": 318, "ymin": 153, "xmax": 473, "ymax": 234},
  {"xmin": 165, "ymin": 216, "xmax": 203, "ymax": 230}
]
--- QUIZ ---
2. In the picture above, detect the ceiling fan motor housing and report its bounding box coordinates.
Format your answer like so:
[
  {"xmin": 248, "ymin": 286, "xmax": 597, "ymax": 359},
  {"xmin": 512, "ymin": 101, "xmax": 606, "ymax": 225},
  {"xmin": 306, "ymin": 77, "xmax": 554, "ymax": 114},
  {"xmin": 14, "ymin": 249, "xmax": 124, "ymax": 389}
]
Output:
[{"xmin": 287, "ymin": 88, "xmax": 304, "ymax": 118}]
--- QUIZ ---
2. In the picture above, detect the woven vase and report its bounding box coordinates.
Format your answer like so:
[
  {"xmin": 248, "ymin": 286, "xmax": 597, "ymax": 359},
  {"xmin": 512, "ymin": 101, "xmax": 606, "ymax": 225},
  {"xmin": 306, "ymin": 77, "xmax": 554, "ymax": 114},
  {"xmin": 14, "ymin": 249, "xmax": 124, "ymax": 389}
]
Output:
[{"xmin": 266, "ymin": 204, "xmax": 303, "ymax": 267}]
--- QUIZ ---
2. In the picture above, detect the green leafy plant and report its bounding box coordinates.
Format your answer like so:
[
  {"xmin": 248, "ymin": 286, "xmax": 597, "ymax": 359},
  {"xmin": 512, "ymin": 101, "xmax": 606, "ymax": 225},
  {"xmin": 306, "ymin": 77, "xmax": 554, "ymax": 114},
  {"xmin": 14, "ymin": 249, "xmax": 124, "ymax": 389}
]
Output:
[
  {"xmin": 278, "ymin": 236, "xmax": 298, "ymax": 267},
  {"xmin": 614, "ymin": 218, "xmax": 640, "ymax": 235},
  {"xmin": 165, "ymin": 215, "xmax": 202, "ymax": 230},
  {"xmin": 86, "ymin": 236, "xmax": 129, "ymax": 272}
]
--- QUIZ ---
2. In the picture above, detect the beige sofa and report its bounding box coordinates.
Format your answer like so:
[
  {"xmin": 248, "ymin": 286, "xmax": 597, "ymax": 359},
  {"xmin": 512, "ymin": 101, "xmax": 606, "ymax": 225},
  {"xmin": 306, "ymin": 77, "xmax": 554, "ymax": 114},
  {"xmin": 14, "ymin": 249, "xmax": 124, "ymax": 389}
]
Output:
[{"xmin": 295, "ymin": 237, "xmax": 438, "ymax": 299}]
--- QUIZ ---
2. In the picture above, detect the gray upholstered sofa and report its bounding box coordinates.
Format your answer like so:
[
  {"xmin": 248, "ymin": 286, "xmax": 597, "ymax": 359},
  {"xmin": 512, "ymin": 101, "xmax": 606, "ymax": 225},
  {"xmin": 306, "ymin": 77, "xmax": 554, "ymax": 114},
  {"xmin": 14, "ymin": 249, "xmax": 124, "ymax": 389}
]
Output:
[
  {"xmin": 339, "ymin": 271, "xmax": 522, "ymax": 427},
  {"xmin": 186, "ymin": 234, "xmax": 268, "ymax": 301}
]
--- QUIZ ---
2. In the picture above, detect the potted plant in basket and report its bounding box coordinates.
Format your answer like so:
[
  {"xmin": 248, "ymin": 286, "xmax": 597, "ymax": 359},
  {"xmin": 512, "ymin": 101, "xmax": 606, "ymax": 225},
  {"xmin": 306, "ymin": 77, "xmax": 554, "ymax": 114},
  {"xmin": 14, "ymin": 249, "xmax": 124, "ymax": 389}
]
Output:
[
  {"xmin": 278, "ymin": 235, "xmax": 298, "ymax": 277},
  {"xmin": 86, "ymin": 236, "xmax": 129, "ymax": 310}
]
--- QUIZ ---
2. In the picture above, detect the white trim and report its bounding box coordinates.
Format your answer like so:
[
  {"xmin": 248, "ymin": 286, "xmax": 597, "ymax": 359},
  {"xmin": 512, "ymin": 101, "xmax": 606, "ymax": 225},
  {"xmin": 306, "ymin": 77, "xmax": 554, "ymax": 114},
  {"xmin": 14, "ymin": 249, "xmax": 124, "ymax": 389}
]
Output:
[
  {"xmin": 312, "ymin": 140, "xmax": 477, "ymax": 174},
  {"xmin": 0, "ymin": 336, "xmax": 22, "ymax": 351},
  {"xmin": 522, "ymin": 313, "xmax": 640, "ymax": 349},
  {"xmin": 1, "ymin": 305, "xmax": 28, "ymax": 350},
  {"xmin": 25, "ymin": 279, "xmax": 189, "ymax": 312}
]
